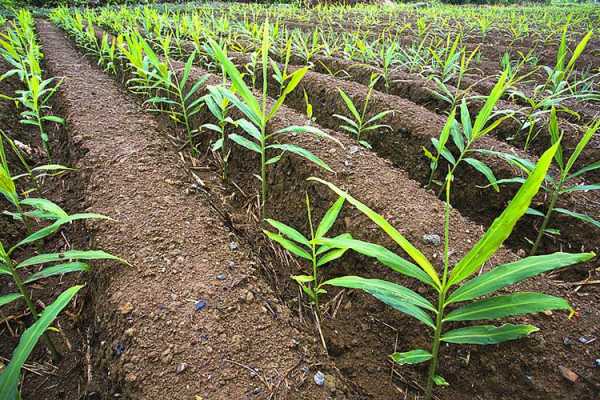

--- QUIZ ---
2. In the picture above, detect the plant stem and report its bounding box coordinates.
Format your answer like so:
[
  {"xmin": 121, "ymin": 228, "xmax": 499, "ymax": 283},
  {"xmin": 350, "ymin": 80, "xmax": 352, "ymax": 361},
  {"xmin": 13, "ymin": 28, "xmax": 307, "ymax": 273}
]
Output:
[
  {"xmin": 426, "ymin": 292, "xmax": 446, "ymax": 400},
  {"xmin": 426, "ymin": 172, "xmax": 453, "ymax": 400},
  {"xmin": 6, "ymin": 257, "xmax": 61, "ymax": 360},
  {"xmin": 530, "ymin": 184, "xmax": 560, "ymax": 256},
  {"xmin": 260, "ymin": 129, "xmax": 267, "ymax": 220}
]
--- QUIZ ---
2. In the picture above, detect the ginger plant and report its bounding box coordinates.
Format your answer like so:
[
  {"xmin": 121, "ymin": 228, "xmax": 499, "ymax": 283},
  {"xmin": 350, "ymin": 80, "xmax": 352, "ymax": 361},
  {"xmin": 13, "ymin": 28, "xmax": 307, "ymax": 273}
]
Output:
[
  {"xmin": 309, "ymin": 138, "xmax": 594, "ymax": 399},
  {"xmin": 264, "ymin": 195, "xmax": 350, "ymax": 350},
  {"xmin": 208, "ymin": 21, "xmax": 338, "ymax": 218}
]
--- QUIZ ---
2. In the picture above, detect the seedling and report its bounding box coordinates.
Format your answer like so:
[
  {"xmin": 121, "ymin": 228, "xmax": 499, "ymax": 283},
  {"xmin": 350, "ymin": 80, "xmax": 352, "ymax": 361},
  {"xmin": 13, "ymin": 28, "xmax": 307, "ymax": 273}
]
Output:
[
  {"xmin": 264, "ymin": 194, "xmax": 349, "ymax": 350},
  {"xmin": 333, "ymin": 74, "xmax": 392, "ymax": 149},
  {"xmin": 208, "ymin": 21, "xmax": 338, "ymax": 218},
  {"xmin": 424, "ymin": 68, "xmax": 512, "ymax": 199}
]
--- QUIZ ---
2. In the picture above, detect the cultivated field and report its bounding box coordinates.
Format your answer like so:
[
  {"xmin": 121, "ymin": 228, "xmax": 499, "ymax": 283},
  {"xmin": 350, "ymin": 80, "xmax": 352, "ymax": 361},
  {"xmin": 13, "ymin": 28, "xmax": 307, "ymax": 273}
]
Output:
[{"xmin": 1, "ymin": 2, "xmax": 599, "ymax": 400}]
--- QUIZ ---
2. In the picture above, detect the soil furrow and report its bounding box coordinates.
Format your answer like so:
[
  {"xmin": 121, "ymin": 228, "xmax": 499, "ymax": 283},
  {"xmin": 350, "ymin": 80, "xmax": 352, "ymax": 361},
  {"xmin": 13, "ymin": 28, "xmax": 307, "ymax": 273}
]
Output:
[
  {"xmin": 36, "ymin": 19, "xmax": 323, "ymax": 400},
  {"xmin": 51, "ymin": 20, "xmax": 599, "ymax": 400}
]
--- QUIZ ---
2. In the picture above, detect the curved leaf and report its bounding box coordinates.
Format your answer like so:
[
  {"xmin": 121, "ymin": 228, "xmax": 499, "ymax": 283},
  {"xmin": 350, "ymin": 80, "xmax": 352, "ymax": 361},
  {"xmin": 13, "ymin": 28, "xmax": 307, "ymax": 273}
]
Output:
[
  {"xmin": 447, "ymin": 252, "xmax": 594, "ymax": 304},
  {"xmin": 0, "ymin": 286, "xmax": 83, "ymax": 397},
  {"xmin": 441, "ymin": 323, "xmax": 538, "ymax": 344},
  {"xmin": 308, "ymin": 177, "xmax": 440, "ymax": 289},
  {"xmin": 390, "ymin": 349, "xmax": 432, "ymax": 365},
  {"xmin": 322, "ymin": 275, "xmax": 435, "ymax": 312},
  {"xmin": 445, "ymin": 292, "xmax": 571, "ymax": 322},
  {"xmin": 449, "ymin": 142, "xmax": 559, "ymax": 286}
]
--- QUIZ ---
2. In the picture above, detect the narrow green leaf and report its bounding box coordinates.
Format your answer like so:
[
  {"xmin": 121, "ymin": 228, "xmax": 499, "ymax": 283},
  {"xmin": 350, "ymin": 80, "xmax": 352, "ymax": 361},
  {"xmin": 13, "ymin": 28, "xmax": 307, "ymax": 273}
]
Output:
[
  {"xmin": 463, "ymin": 158, "xmax": 499, "ymax": 192},
  {"xmin": 308, "ymin": 177, "xmax": 441, "ymax": 289},
  {"xmin": 441, "ymin": 324, "xmax": 539, "ymax": 344},
  {"xmin": 228, "ymin": 133, "xmax": 261, "ymax": 153},
  {"xmin": 17, "ymin": 250, "xmax": 124, "ymax": 269},
  {"xmin": 265, "ymin": 219, "xmax": 310, "ymax": 246},
  {"xmin": 445, "ymin": 292, "xmax": 571, "ymax": 322},
  {"xmin": 268, "ymin": 144, "xmax": 332, "ymax": 172},
  {"xmin": 447, "ymin": 252, "xmax": 594, "ymax": 304},
  {"xmin": 0, "ymin": 293, "xmax": 23, "ymax": 307},
  {"xmin": 315, "ymin": 196, "xmax": 345, "ymax": 238},
  {"xmin": 263, "ymin": 230, "xmax": 312, "ymax": 260},
  {"xmin": 322, "ymin": 275, "xmax": 436, "ymax": 312},
  {"xmin": 390, "ymin": 349, "xmax": 432, "ymax": 365},
  {"xmin": 24, "ymin": 262, "xmax": 90, "ymax": 284},
  {"xmin": 449, "ymin": 142, "xmax": 560, "ymax": 286},
  {"xmin": 0, "ymin": 285, "xmax": 83, "ymax": 396}
]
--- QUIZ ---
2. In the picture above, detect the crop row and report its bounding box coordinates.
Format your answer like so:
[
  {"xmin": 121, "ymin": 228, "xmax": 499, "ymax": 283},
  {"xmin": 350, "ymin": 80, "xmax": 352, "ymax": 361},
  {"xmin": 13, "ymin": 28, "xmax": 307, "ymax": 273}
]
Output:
[
  {"xmin": 48, "ymin": 7, "xmax": 598, "ymax": 399},
  {"xmin": 0, "ymin": 10, "xmax": 123, "ymax": 398}
]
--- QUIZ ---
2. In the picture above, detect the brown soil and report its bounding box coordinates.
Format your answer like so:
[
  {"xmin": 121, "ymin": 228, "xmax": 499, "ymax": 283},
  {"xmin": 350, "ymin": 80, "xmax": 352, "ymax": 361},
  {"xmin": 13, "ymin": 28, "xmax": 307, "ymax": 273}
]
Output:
[
  {"xmin": 35, "ymin": 20, "xmax": 328, "ymax": 400},
  {"xmin": 49, "ymin": 20, "xmax": 600, "ymax": 400}
]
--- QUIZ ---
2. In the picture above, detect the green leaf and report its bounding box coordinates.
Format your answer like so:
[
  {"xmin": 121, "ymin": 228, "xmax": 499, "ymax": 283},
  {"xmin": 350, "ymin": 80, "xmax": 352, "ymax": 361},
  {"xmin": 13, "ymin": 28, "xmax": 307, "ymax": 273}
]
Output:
[
  {"xmin": 554, "ymin": 208, "xmax": 600, "ymax": 229},
  {"xmin": 265, "ymin": 219, "xmax": 310, "ymax": 246},
  {"xmin": 41, "ymin": 115, "xmax": 65, "ymax": 124},
  {"xmin": 564, "ymin": 118, "xmax": 600, "ymax": 176},
  {"xmin": 446, "ymin": 252, "xmax": 594, "ymax": 304},
  {"xmin": 19, "ymin": 197, "xmax": 68, "ymax": 219},
  {"xmin": 208, "ymin": 39, "xmax": 261, "ymax": 122},
  {"xmin": 274, "ymin": 125, "xmax": 342, "ymax": 146},
  {"xmin": 463, "ymin": 158, "xmax": 499, "ymax": 192},
  {"xmin": 445, "ymin": 292, "xmax": 571, "ymax": 322},
  {"xmin": 0, "ymin": 293, "xmax": 23, "ymax": 307},
  {"xmin": 236, "ymin": 118, "xmax": 262, "ymax": 142},
  {"xmin": 267, "ymin": 66, "xmax": 309, "ymax": 121},
  {"xmin": 308, "ymin": 177, "xmax": 441, "ymax": 289},
  {"xmin": 16, "ymin": 250, "xmax": 124, "ymax": 269},
  {"xmin": 11, "ymin": 213, "xmax": 110, "ymax": 252},
  {"xmin": 449, "ymin": 141, "xmax": 560, "ymax": 286},
  {"xmin": 229, "ymin": 133, "xmax": 261, "ymax": 153},
  {"xmin": 24, "ymin": 262, "xmax": 90, "ymax": 284},
  {"xmin": 471, "ymin": 68, "xmax": 509, "ymax": 140},
  {"xmin": 263, "ymin": 230, "xmax": 312, "ymax": 260},
  {"xmin": 316, "ymin": 236, "xmax": 436, "ymax": 288},
  {"xmin": 561, "ymin": 184, "xmax": 600, "ymax": 194},
  {"xmin": 268, "ymin": 144, "xmax": 332, "ymax": 172},
  {"xmin": 0, "ymin": 285, "xmax": 83, "ymax": 396},
  {"xmin": 316, "ymin": 247, "xmax": 348, "ymax": 267},
  {"xmin": 568, "ymin": 160, "xmax": 600, "ymax": 180},
  {"xmin": 322, "ymin": 275, "xmax": 436, "ymax": 312},
  {"xmin": 315, "ymin": 196, "xmax": 345, "ymax": 238},
  {"xmin": 338, "ymin": 88, "xmax": 361, "ymax": 121},
  {"xmin": 441, "ymin": 324, "xmax": 539, "ymax": 345},
  {"xmin": 390, "ymin": 349, "xmax": 432, "ymax": 365},
  {"xmin": 433, "ymin": 375, "xmax": 449, "ymax": 386},
  {"xmin": 291, "ymin": 274, "xmax": 314, "ymax": 284}
]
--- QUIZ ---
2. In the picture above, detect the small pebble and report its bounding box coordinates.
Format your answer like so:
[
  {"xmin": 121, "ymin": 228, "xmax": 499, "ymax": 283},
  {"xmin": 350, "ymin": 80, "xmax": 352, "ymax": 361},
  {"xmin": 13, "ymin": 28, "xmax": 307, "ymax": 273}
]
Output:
[
  {"xmin": 195, "ymin": 299, "xmax": 207, "ymax": 312},
  {"xmin": 578, "ymin": 336, "xmax": 596, "ymax": 345},
  {"xmin": 313, "ymin": 371, "xmax": 325, "ymax": 386},
  {"xmin": 176, "ymin": 363, "xmax": 188, "ymax": 374},
  {"xmin": 216, "ymin": 273, "xmax": 226, "ymax": 281},
  {"xmin": 114, "ymin": 343, "xmax": 125, "ymax": 357},
  {"xmin": 349, "ymin": 145, "xmax": 360, "ymax": 155},
  {"xmin": 422, "ymin": 234, "xmax": 442, "ymax": 246},
  {"xmin": 594, "ymin": 359, "xmax": 600, "ymax": 368},
  {"xmin": 558, "ymin": 365, "xmax": 579, "ymax": 383},
  {"xmin": 229, "ymin": 242, "xmax": 239, "ymax": 251}
]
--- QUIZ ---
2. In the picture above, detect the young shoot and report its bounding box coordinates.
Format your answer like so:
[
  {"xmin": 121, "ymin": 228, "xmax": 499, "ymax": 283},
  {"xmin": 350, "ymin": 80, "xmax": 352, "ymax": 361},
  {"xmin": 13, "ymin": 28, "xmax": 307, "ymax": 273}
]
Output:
[
  {"xmin": 333, "ymin": 74, "xmax": 392, "ymax": 149},
  {"xmin": 264, "ymin": 194, "xmax": 349, "ymax": 350},
  {"xmin": 208, "ymin": 21, "xmax": 339, "ymax": 218},
  {"xmin": 424, "ymin": 68, "xmax": 512, "ymax": 198}
]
